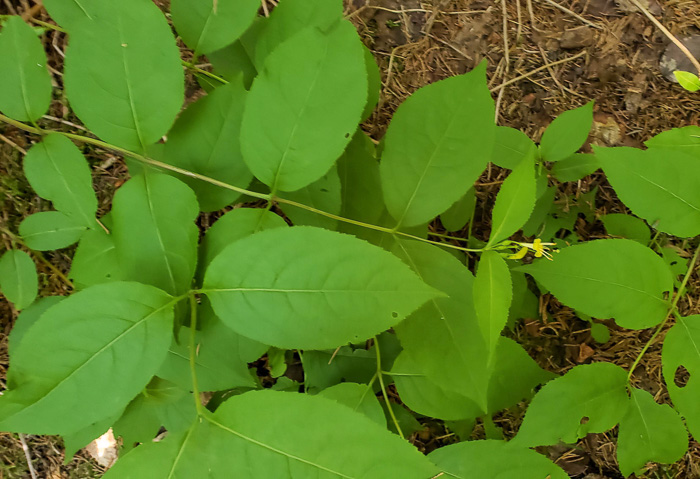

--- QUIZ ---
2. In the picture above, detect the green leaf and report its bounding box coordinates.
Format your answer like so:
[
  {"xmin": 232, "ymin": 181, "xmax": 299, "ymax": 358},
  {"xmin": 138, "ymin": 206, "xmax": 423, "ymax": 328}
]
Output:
[
  {"xmin": 42, "ymin": 0, "xmax": 98, "ymax": 30},
  {"xmin": 391, "ymin": 240, "xmax": 489, "ymax": 409},
  {"xmin": 161, "ymin": 79, "xmax": 252, "ymax": 212},
  {"xmin": 663, "ymin": 314, "xmax": 700, "ymax": 439},
  {"xmin": 317, "ymin": 382, "xmax": 385, "ymax": 426},
  {"xmin": 23, "ymin": 134, "xmax": 97, "ymax": 228},
  {"xmin": 278, "ymin": 166, "xmax": 341, "ymax": 229},
  {"xmin": 19, "ymin": 211, "xmax": 87, "ymax": 251},
  {"xmin": 539, "ymin": 101, "xmax": 593, "ymax": 162},
  {"xmin": 113, "ymin": 377, "xmax": 196, "ymax": 453},
  {"xmin": 674, "ymin": 70, "xmax": 700, "ymax": 92},
  {"xmin": 380, "ymin": 62, "xmax": 495, "ymax": 228},
  {"xmin": 617, "ymin": 388, "xmax": 688, "ymax": 477},
  {"xmin": 253, "ymin": 0, "xmax": 343, "ymax": 67},
  {"xmin": 521, "ymin": 186, "xmax": 556, "ymax": 237},
  {"xmin": 63, "ymin": 0, "xmax": 184, "ymax": 151},
  {"xmin": 0, "ymin": 282, "xmax": 175, "ymax": 435},
  {"xmin": 112, "ymin": 173, "xmax": 199, "ymax": 296},
  {"xmin": 199, "ymin": 208, "xmax": 287, "ymax": 276},
  {"xmin": 106, "ymin": 390, "xmax": 438, "ymax": 478},
  {"xmin": 8, "ymin": 296, "xmax": 63, "ymax": 362},
  {"xmin": 644, "ymin": 126, "xmax": 700, "ymax": 157},
  {"xmin": 0, "ymin": 16, "xmax": 52, "ymax": 122},
  {"xmin": 473, "ymin": 251, "xmax": 512, "ymax": 360},
  {"xmin": 487, "ymin": 154, "xmax": 536, "ymax": 246},
  {"xmin": 203, "ymin": 226, "xmax": 439, "ymax": 349},
  {"xmin": 596, "ymin": 146, "xmax": 700, "ymax": 237},
  {"xmin": 517, "ymin": 239, "xmax": 672, "ymax": 329},
  {"xmin": 491, "ymin": 126, "xmax": 536, "ymax": 169},
  {"xmin": 302, "ymin": 347, "xmax": 376, "ymax": 392},
  {"xmin": 551, "ymin": 153, "xmax": 600, "ymax": 182},
  {"xmin": 440, "ymin": 188, "xmax": 475, "ymax": 232},
  {"xmin": 171, "ymin": 0, "xmax": 259, "ymax": 56},
  {"xmin": 601, "ymin": 213, "xmax": 650, "ymax": 244},
  {"xmin": 391, "ymin": 352, "xmax": 482, "ymax": 421},
  {"xmin": 512, "ymin": 363, "xmax": 629, "ymax": 447},
  {"xmin": 158, "ymin": 300, "xmax": 265, "ymax": 392},
  {"xmin": 0, "ymin": 250, "xmax": 37, "ymax": 310},
  {"xmin": 361, "ymin": 46, "xmax": 381, "ymax": 121},
  {"xmin": 69, "ymin": 222, "xmax": 124, "ymax": 289},
  {"xmin": 63, "ymin": 415, "xmax": 119, "ymax": 461},
  {"xmin": 207, "ymin": 18, "xmax": 265, "ymax": 88},
  {"xmin": 429, "ymin": 440, "xmax": 568, "ymax": 479},
  {"xmin": 241, "ymin": 21, "xmax": 366, "ymax": 192}
]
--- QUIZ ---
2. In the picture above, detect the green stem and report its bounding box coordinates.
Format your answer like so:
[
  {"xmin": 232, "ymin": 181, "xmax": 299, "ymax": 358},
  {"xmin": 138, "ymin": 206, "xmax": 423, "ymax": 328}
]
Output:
[
  {"xmin": 188, "ymin": 293, "xmax": 205, "ymax": 415},
  {"xmin": 374, "ymin": 336, "xmax": 404, "ymax": 439},
  {"xmin": 182, "ymin": 60, "xmax": 228, "ymax": 85},
  {"xmin": 627, "ymin": 242, "xmax": 700, "ymax": 383},
  {"xmin": 0, "ymin": 114, "xmax": 486, "ymax": 255}
]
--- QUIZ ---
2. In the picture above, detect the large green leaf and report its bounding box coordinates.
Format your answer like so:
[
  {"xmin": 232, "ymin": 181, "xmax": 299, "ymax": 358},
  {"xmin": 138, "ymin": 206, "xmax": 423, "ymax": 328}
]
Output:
[
  {"xmin": 596, "ymin": 146, "xmax": 700, "ymax": 237},
  {"xmin": 105, "ymin": 390, "xmax": 438, "ymax": 478},
  {"xmin": 302, "ymin": 347, "xmax": 376, "ymax": 392},
  {"xmin": 171, "ymin": 0, "xmax": 259, "ymax": 56},
  {"xmin": 539, "ymin": 102, "xmax": 593, "ymax": 162},
  {"xmin": 203, "ymin": 227, "xmax": 439, "ymax": 349},
  {"xmin": 380, "ymin": 62, "xmax": 495, "ymax": 228},
  {"xmin": 391, "ymin": 352, "xmax": 482, "ymax": 421},
  {"xmin": 42, "ymin": 0, "xmax": 98, "ymax": 30},
  {"xmin": 63, "ymin": 0, "xmax": 184, "ymax": 151},
  {"xmin": 644, "ymin": 126, "xmax": 700, "ymax": 157},
  {"xmin": 0, "ymin": 282, "xmax": 175, "ymax": 435},
  {"xmin": 473, "ymin": 251, "xmax": 512, "ymax": 361},
  {"xmin": 241, "ymin": 21, "xmax": 367, "ymax": 192},
  {"xmin": 253, "ymin": 0, "xmax": 343, "ymax": 67},
  {"xmin": 23, "ymin": 134, "xmax": 97, "ymax": 228},
  {"xmin": 158, "ymin": 300, "xmax": 266, "ymax": 392},
  {"xmin": 487, "ymin": 154, "xmax": 536, "ymax": 246},
  {"xmin": 19, "ymin": 211, "xmax": 87, "ymax": 251},
  {"xmin": 69, "ymin": 221, "xmax": 124, "ymax": 289},
  {"xmin": 491, "ymin": 126, "xmax": 536, "ymax": 169},
  {"xmin": 663, "ymin": 314, "xmax": 700, "ymax": 439},
  {"xmin": 391, "ymin": 240, "xmax": 489, "ymax": 409},
  {"xmin": 198, "ymin": 208, "xmax": 287, "ymax": 280},
  {"xmin": 512, "ymin": 363, "xmax": 629, "ymax": 447},
  {"xmin": 278, "ymin": 166, "xmax": 341, "ymax": 229},
  {"xmin": 517, "ymin": 239, "xmax": 672, "ymax": 329},
  {"xmin": 429, "ymin": 440, "xmax": 568, "ymax": 479},
  {"xmin": 8, "ymin": 296, "xmax": 63, "ymax": 362},
  {"xmin": 317, "ymin": 383, "xmax": 385, "ymax": 426},
  {"xmin": 0, "ymin": 16, "xmax": 52, "ymax": 122},
  {"xmin": 161, "ymin": 79, "xmax": 252, "ymax": 212},
  {"xmin": 112, "ymin": 173, "xmax": 199, "ymax": 296},
  {"xmin": 617, "ymin": 388, "xmax": 688, "ymax": 477},
  {"xmin": 0, "ymin": 250, "xmax": 37, "ymax": 310}
]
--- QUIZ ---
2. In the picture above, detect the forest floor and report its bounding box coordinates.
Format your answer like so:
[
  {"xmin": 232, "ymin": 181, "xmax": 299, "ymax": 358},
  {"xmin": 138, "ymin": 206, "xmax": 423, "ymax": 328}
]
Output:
[{"xmin": 1, "ymin": 0, "xmax": 699, "ymax": 477}]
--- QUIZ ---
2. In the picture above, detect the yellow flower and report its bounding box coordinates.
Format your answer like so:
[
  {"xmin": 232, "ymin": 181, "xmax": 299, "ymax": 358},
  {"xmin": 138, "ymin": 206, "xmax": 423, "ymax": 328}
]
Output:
[
  {"xmin": 508, "ymin": 247, "xmax": 528, "ymax": 260},
  {"xmin": 507, "ymin": 239, "xmax": 557, "ymax": 260}
]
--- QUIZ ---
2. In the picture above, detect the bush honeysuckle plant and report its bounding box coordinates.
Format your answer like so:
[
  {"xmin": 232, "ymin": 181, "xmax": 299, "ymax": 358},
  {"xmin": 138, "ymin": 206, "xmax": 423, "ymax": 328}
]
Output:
[{"xmin": 0, "ymin": 0, "xmax": 699, "ymax": 477}]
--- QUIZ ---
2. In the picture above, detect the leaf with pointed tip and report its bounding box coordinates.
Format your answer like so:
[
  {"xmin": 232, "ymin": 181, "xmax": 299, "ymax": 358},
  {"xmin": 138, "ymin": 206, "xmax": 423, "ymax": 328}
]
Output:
[
  {"xmin": 491, "ymin": 126, "xmax": 536, "ymax": 169},
  {"xmin": 0, "ymin": 16, "xmax": 52, "ymax": 122},
  {"xmin": 241, "ymin": 21, "xmax": 367, "ymax": 192},
  {"xmin": 253, "ymin": 0, "xmax": 343, "ymax": 67},
  {"xmin": 617, "ymin": 388, "xmax": 688, "ymax": 477},
  {"xmin": 473, "ymin": 251, "xmax": 512, "ymax": 360},
  {"xmin": 171, "ymin": 0, "xmax": 259, "ymax": 56},
  {"xmin": 674, "ymin": 70, "xmax": 700, "ymax": 92},
  {"xmin": 278, "ymin": 166, "xmax": 341, "ymax": 229},
  {"xmin": 539, "ymin": 102, "xmax": 593, "ymax": 162},
  {"xmin": 111, "ymin": 173, "xmax": 199, "ymax": 296},
  {"xmin": 440, "ymin": 189, "xmax": 475, "ymax": 232},
  {"xmin": 551, "ymin": 153, "xmax": 600, "ymax": 182},
  {"xmin": 0, "ymin": 282, "xmax": 175, "ymax": 435},
  {"xmin": 645, "ymin": 126, "xmax": 700, "ymax": 157},
  {"xmin": 317, "ymin": 383, "xmax": 385, "ymax": 426},
  {"xmin": 63, "ymin": 0, "xmax": 184, "ymax": 151},
  {"xmin": 203, "ymin": 227, "xmax": 440, "ymax": 349},
  {"xmin": 429, "ymin": 440, "xmax": 568, "ymax": 479},
  {"xmin": 663, "ymin": 314, "xmax": 700, "ymax": 439},
  {"xmin": 69, "ymin": 223, "xmax": 124, "ymax": 289},
  {"xmin": 19, "ymin": 211, "xmax": 87, "ymax": 251},
  {"xmin": 516, "ymin": 239, "xmax": 672, "ymax": 329},
  {"xmin": 488, "ymin": 154, "xmax": 536, "ymax": 246},
  {"xmin": 0, "ymin": 250, "xmax": 37, "ymax": 311},
  {"xmin": 596, "ymin": 146, "xmax": 700, "ymax": 237},
  {"xmin": 512, "ymin": 363, "xmax": 629, "ymax": 447},
  {"xmin": 380, "ymin": 62, "xmax": 495, "ymax": 228},
  {"xmin": 106, "ymin": 390, "xmax": 438, "ymax": 478},
  {"xmin": 23, "ymin": 134, "xmax": 97, "ymax": 228},
  {"xmin": 162, "ymin": 79, "xmax": 252, "ymax": 212}
]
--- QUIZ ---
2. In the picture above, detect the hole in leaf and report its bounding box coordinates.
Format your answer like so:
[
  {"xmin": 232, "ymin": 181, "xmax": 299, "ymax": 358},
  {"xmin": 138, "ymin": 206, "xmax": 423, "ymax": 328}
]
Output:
[
  {"xmin": 344, "ymin": 132, "xmax": 350, "ymax": 138},
  {"xmin": 579, "ymin": 416, "xmax": 590, "ymax": 425},
  {"xmin": 391, "ymin": 311, "xmax": 399, "ymax": 318},
  {"xmin": 674, "ymin": 365, "xmax": 690, "ymax": 388}
]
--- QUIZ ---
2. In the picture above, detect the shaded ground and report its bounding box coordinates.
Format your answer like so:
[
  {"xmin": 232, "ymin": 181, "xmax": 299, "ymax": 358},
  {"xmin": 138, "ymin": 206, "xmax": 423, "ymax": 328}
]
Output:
[{"xmin": 0, "ymin": 0, "xmax": 699, "ymax": 477}]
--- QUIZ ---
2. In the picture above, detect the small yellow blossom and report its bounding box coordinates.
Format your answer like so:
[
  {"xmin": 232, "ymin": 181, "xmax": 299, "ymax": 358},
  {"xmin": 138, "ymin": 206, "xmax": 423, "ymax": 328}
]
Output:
[
  {"xmin": 508, "ymin": 247, "xmax": 528, "ymax": 260},
  {"xmin": 507, "ymin": 239, "xmax": 557, "ymax": 260}
]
